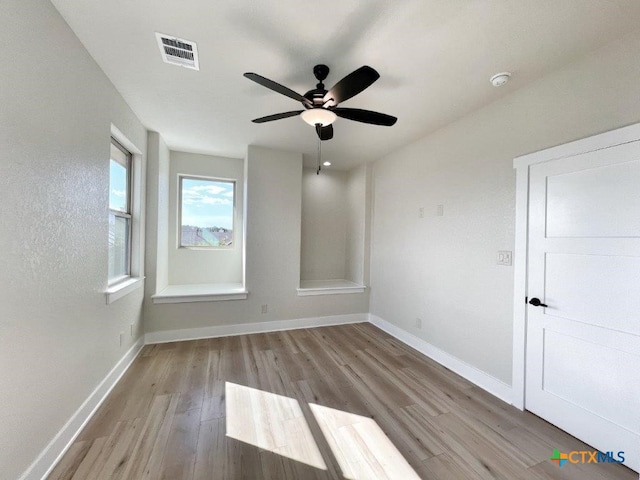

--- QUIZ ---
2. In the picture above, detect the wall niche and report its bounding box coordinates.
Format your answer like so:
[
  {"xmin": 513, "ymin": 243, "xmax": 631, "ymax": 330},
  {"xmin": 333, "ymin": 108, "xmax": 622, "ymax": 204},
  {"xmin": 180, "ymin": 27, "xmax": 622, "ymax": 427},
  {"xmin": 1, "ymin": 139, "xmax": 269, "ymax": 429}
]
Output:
[{"xmin": 298, "ymin": 163, "xmax": 371, "ymax": 296}]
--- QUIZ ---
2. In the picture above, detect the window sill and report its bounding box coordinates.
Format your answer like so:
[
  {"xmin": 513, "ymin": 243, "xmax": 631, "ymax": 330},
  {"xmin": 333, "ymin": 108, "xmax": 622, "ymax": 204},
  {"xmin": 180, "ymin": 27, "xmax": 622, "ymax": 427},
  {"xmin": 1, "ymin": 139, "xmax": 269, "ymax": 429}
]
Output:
[
  {"xmin": 152, "ymin": 283, "xmax": 248, "ymax": 304},
  {"xmin": 105, "ymin": 277, "xmax": 144, "ymax": 304},
  {"xmin": 297, "ymin": 279, "xmax": 367, "ymax": 297}
]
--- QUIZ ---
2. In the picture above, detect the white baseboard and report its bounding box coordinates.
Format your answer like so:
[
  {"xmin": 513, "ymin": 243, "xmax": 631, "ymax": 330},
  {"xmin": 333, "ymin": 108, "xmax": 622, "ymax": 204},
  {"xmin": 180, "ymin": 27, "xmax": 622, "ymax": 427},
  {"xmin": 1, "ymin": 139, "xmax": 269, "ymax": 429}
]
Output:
[
  {"xmin": 20, "ymin": 338, "xmax": 145, "ymax": 480},
  {"xmin": 144, "ymin": 313, "xmax": 368, "ymax": 344},
  {"xmin": 368, "ymin": 314, "xmax": 513, "ymax": 404}
]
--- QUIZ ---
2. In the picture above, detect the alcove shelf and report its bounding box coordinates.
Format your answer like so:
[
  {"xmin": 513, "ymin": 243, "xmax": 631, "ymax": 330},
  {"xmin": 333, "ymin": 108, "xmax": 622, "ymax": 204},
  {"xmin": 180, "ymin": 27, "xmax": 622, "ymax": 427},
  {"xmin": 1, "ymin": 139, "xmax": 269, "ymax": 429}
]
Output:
[
  {"xmin": 297, "ymin": 279, "xmax": 366, "ymax": 297},
  {"xmin": 152, "ymin": 283, "xmax": 248, "ymax": 304}
]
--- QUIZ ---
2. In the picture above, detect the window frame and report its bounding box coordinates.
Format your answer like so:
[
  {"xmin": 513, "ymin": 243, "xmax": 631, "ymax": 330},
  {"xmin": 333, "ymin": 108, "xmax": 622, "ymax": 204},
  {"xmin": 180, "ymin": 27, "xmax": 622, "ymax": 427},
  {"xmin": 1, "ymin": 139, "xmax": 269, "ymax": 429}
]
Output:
[
  {"xmin": 177, "ymin": 174, "xmax": 236, "ymax": 250},
  {"xmin": 108, "ymin": 137, "xmax": 133, "ymax": 285}
]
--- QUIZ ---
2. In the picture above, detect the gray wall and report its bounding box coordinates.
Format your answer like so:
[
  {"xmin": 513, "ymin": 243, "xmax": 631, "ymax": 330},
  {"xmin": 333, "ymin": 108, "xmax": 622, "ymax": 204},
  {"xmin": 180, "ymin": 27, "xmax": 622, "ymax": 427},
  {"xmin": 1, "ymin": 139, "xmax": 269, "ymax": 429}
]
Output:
[
  {"xmin": 0, "ymin": 1, "xmax": 147, "ymax": 479},
  {"xmin": 346, "ymin": 163, "xmax": 371, "ymax": 285},
  {"xmin": 144, "ymin": 146, "xmax": 369, "ymax": 334},
  {"xmin": 301, "ymin": 167, "xmax": 348, "ymax": 281},
  {"xmin": 300, "ymin": 164, "xmax": 371, "ymax": 285},
  {"xmin": 370, "ymin": 30, "xmax": 640, "ymax": 384},
  {"xmin": 168, "ymin": 151, "xmax": 244, "ymax": 285},
  {"xmin": 145, "ymin": 132, "xmax": 171, "ymax": 296}
]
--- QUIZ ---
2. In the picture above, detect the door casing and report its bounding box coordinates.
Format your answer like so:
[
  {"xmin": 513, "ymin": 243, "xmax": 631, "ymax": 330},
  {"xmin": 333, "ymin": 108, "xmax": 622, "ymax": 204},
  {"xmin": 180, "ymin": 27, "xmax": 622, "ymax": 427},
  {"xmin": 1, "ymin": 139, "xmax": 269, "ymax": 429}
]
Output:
[{"xmin": 511, "ymin": 121, "xmax": 640, "ymax": 410}]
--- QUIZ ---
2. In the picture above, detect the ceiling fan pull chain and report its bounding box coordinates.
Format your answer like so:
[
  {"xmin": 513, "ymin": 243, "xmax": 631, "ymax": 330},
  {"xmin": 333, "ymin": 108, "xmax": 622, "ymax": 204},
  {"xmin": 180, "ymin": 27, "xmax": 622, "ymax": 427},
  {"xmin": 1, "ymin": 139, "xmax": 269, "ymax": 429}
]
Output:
[{"xmin": 317, "ymin": 133, "xmax": 322, "ymax": 175}]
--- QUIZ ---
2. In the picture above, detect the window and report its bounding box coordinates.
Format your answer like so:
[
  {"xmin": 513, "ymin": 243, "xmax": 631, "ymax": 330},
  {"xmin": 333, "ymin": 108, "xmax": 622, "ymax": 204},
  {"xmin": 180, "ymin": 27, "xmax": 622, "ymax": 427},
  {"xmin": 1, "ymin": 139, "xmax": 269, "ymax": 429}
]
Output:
[
  {"xmin": 108, "ymin": 138, "xmax": 132, "ymax": 284},
  {"xmin": 179, "ymin": 176, "xmax": 235, "ymax": 248}
]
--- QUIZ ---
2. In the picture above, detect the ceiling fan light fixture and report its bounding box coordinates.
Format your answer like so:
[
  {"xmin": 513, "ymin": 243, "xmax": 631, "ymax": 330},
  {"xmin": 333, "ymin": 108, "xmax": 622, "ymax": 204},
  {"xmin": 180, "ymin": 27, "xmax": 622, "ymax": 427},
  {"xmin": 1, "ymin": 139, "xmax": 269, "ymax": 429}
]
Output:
[{"xmin": 301, "ymin": 108, "xmax": 337, "ymax": 126}]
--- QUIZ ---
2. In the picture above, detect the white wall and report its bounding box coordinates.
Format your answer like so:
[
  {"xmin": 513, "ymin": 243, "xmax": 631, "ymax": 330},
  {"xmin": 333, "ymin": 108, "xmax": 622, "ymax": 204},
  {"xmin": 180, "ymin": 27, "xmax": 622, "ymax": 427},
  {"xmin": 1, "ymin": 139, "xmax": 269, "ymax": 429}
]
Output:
[
  {"xmin": 345, "ymin": 163, "xmax": 372, "ymax": 285},
  {"xmin": 370, "ymin": 30, "xmax": 640, "ymax": 385},
  {"xmin": 145, "ymin": 132, "xmax": 170, "ymax": 295},
  {"xmin": 144, "ymin": 146, "xmax": 369, "ymax": 334},
  {"xmin": 168, "ymin": 151, "xmax": 244, "ymax": 285},
  {"xmin": 0, "ymin": 1, "xmax": 147, "ymax": 479},
  {"xmin": 300, "ymin": 167, "xmax": 348, "ymax": 281}
]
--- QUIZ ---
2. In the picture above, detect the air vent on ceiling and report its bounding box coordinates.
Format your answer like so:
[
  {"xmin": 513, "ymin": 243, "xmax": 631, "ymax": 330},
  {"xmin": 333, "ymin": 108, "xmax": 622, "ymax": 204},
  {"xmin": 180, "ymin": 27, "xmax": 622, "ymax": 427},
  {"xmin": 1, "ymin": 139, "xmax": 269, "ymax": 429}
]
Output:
[{"xmin": 155, "ymin": 32, "xmax": 199, "ymax": 70}]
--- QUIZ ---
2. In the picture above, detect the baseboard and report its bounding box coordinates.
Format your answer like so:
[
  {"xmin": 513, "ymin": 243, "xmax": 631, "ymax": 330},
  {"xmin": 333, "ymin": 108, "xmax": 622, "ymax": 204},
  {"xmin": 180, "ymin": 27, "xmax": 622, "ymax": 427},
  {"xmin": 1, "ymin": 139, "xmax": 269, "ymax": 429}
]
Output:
[
  {"xmin": 368, "ymin": 314, "xmax": 513, "ymax": 404},
  {"xmin": 144, "ymin": 313, "xmax": 369, "ymax": 344},
  {"xmin": 20, "ymin": 338, "xmax": 145, "ymax": 480}
]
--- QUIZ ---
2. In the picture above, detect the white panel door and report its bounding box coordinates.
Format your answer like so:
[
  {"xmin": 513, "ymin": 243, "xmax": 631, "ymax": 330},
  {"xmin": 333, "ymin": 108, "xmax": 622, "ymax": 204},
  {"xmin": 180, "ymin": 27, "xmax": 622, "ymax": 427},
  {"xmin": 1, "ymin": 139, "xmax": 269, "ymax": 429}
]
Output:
[{"xmin": 526, "ymin": 140, "xmax": 640, "ymax": 473}]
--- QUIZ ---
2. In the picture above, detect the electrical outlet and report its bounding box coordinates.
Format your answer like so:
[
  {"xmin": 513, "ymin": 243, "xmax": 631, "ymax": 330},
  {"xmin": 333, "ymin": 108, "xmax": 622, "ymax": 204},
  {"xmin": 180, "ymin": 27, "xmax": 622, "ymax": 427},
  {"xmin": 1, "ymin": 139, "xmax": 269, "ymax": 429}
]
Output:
[
  {"xmin": 119, "ymin": 332, "xmax": 124, "ymax": 347},
  {"xmin": 130, "ymin": 323, "xmax": 134, "ymax": 336},
  {"xmin": 261, "ymin": 304, "xmax": 268, "ymax": 314},
  {"xmin": 497, "ymin": 250, "xmax": 513, "ymax": 266},
  {"xmin": 436, "ymin": 204, "xmax": 444, "ymax": 216},
  {"xmin": 414, "ymin": 317, "xmax": 422, "ymax": 329},
  {"xmin": 418, "ymin": 207, "xmax": 424, "ymax": 218}
]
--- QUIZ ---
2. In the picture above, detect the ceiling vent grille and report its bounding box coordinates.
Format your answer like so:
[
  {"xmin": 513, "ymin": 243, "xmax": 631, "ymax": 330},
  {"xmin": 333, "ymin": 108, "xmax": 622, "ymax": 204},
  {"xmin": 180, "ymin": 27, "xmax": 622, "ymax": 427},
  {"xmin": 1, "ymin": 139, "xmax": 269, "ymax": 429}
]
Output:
[{"xmin": 155, "ymin": 32, "xmax": 199, "ymax": 70}]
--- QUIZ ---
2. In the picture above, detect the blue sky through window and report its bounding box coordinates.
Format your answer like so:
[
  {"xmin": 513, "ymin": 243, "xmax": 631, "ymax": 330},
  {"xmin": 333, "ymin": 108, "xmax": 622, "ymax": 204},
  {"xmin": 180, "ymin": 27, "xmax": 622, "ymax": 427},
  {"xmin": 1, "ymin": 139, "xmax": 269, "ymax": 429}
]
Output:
[
  {"xmin": 109, "ymin": 159, "xmax": 127, "ymax": 212},
  {"xmin": 181, "ymin": 178, "xmax": 234, "ymax": 229}
]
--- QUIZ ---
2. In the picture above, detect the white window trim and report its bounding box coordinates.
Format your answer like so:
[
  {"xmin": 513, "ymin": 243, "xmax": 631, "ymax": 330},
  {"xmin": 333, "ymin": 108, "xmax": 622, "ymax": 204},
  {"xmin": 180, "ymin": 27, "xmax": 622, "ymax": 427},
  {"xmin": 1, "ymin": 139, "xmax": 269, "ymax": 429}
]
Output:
[
  {"xmin": 105, "ymin": 124, "xmax": 145, "ymax": 304},
  {"xmin": 106, "ymin": 277, "xmax": 145, "ymax": 304},
  {"xmin": 108, "ymin": 137, "xmax": 133, "ymax": 285}
]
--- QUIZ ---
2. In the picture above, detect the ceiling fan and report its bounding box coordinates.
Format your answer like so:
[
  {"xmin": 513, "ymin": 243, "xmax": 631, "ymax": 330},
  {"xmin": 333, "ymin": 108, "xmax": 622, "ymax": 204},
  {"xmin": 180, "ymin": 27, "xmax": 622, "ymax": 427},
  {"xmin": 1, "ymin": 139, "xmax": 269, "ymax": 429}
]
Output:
[{"xmin": 244, "ymin": 64, "xmax": 397, "ymax": 141}]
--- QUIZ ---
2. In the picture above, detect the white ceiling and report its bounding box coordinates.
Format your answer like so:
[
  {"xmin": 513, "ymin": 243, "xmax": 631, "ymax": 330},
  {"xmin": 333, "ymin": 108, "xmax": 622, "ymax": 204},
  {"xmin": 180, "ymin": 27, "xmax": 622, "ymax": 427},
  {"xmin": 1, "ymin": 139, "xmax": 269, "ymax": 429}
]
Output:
[{"xmin": 51, "ymin": 0, "xmax": 640, "ymax": 169}]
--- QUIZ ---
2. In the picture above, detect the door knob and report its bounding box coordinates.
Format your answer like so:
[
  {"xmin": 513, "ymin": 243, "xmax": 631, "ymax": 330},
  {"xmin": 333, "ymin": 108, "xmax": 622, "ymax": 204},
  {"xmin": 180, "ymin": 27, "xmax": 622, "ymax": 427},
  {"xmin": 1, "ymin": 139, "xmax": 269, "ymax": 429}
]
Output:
[{"xmin": 529, "ymin": 297, "xmax": 548, "ymax": 308}]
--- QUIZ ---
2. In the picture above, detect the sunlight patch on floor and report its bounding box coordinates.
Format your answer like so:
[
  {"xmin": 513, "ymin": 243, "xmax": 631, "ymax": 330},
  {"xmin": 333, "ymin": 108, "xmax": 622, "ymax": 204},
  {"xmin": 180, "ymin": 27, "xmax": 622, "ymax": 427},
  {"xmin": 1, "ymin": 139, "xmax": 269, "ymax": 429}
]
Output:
[
  {"xmin": 225, "ymin": 382, "xmax": 327, "ymax": 470},
  {"xmin": 309, "ymin": 403, "xmax": 421, "ymax": 480}
]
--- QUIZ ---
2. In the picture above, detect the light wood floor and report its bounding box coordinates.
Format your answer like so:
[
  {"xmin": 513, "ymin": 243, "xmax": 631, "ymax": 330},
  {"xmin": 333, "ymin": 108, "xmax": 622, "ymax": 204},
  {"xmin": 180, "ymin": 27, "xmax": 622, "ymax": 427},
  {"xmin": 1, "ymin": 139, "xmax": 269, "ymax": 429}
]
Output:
[{"xmin": 48, "ymin": 323, "xmax": 636, "ymax": 479}]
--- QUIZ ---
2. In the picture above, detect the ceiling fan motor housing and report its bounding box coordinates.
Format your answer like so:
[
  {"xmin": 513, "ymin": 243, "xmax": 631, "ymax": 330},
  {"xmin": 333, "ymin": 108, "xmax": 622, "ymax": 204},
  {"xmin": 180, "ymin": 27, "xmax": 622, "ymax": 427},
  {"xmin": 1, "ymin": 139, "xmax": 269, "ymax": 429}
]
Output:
[
  {"xmin": 303, "ymin": 89, "xmax": 328, "ymax": 108},
  {"xmin": 313, "ymin": 64, "xmax": 330, "ymax": 82},
  {"xmin": 304, "ymin": 65, "xmax": 331, "ymax": 108}
]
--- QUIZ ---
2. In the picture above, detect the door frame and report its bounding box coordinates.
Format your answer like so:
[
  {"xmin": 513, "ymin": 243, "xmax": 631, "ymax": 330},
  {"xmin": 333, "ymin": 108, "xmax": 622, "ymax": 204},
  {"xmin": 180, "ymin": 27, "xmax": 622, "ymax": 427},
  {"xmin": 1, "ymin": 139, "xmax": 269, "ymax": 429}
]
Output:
[{"xmin": 511, "ymin": 121, "xmax": 640, "ymax": 410}]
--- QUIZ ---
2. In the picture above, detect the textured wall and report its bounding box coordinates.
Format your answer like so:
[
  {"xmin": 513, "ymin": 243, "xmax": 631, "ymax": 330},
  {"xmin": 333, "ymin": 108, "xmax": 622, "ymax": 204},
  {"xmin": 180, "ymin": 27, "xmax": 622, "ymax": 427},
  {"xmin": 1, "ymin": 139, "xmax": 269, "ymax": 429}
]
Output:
[
  {"xmin": 0, "ymin": 1, "xmax": 147, "ymax": 479},
  {"xmin": 370, "ymin": 30, "xmax": 640, "ymax": 385}
]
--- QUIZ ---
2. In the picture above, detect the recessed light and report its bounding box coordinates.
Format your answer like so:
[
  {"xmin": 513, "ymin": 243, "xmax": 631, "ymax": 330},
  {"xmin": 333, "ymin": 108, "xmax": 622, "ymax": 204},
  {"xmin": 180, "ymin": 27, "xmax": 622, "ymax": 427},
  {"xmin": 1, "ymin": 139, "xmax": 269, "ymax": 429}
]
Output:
[
  {"xmin": 323, "ymin": 161, "xmax": 331, "ymax": 166},
  {"xmin": 490, "ymin": 72, "xmax": 511, "ymax": 87}
]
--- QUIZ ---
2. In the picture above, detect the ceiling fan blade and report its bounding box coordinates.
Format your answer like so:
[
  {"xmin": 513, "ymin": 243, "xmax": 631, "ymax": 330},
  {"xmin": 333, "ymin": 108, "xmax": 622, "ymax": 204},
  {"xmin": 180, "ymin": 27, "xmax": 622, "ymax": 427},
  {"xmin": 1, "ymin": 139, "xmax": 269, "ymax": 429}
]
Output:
[
  {"xmin": 323, "ymin": 66, "xmax": 380, "ymax": 106},
  {"xmin": 333, "ymin": 108, "xmax": 397, "ymax": 126},
  {"xmin": 315, "ymin": 124, "xmax": 334, "ymax": 141},
  {"xmin": 251, "ymin": 110, "xmax": 303, "ymax": 123},
  {"xmin": 244, "ymin": 73, "xmax": 311, "ymax": 106}
]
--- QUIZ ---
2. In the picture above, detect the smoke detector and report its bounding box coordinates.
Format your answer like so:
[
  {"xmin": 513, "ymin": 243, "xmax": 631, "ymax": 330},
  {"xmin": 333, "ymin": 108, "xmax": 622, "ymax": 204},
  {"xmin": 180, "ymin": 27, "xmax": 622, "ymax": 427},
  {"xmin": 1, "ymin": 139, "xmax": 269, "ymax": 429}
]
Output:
[
  {"xmin": 155, "ymin": 32, "xmax": 199, "ymax": 70},
  {"xmin": 490, "ymin": 72, "xmax": 511, "ymax": 87}
]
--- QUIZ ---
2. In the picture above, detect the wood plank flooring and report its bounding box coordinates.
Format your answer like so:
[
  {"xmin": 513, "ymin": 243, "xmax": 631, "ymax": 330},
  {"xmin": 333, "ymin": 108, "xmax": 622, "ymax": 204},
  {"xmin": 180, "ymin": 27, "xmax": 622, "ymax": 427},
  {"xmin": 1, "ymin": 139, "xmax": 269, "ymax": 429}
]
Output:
[{"xmin": 48, "ymin": 323, "xmax": 636, "ymax": 479}]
